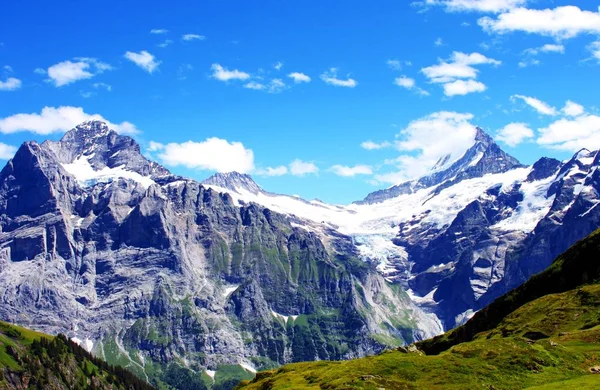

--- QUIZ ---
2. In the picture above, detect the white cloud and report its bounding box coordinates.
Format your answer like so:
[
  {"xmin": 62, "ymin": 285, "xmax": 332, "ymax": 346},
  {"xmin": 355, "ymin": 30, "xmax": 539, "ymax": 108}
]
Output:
[
  {"xmin": 0, "ymin": 106, "xmax": 139, "ymax": 135},
  {"xmin": 320, "ymin": 68, "xmax": 357, "ymax": 88},
  {"xmin": 386, "ymin": 59, "xmax": 403, "ymax": 70},
  {"xmin": 157, "ymin": 39, "xmax": 174, "ymax": 48},
  {"xmin": 373, "ymin": 111, "xmax": 477, "ymax": 184},
  {"xmin": 150, "ymin": 28, "xmax": 169, "ymax": 34},
  {"xmin": 394, "ymin": 76, "xmax": 415, "ymax": 89},
  {"xmin": 34, "ymin": 68, "xmax": 46, "ymax": 75},
  {"xmin": 182, "ymin": 34, "xmax": 206, "ymax": 41},
  {"xmin": 422, "ymin": 52, "xmax": 500, "ymax": 82},
  {"xmin": 537, "ymin": 113, "xmax": 600, "ymax": 151},
  {"xmin": 244, "ymin": 81, "xmax": 265, "ymax": 90},
  {"xmin": 46, "ymin": 58, "xmax": 112, "ymax": 87},
  {"xmin": 524, "ymin": 43, "xmax": 565, "ymax": 56},
  {"xmin": 562, "ymin": 100, "xmax": 584, "ymax": 117},
  {"xmin": 0, "ymin": 142, "xmax": 17, "ymax": 160},
  {"xmin": 124, "ymin": 51, "xmax": 161, "ymax": 73},
  {"xmin": 511, "ymin": 94, "xmax": 557, "ymax": 115},
  {"xmin": 211, "ymin": 63, "xmax": 250, "ymax": 81},
  {"xmin": 274, "ymin": 61, "xmax": 283, "ymax": 71},
  {"xmin": 588, "ymin": 41, "xmax": 600, "ymax": 61},
  {"xmin": 443, "ymin": 79, "xmax": 486, "ymax": 96},
  {"xmin": 435, "ymin": 37, "xmax": 444, "ymax": 46},
  {"xmin": 156, "ymin": 138, "xmax": 255, "ymax": 173},
  {"xmin": 0, "ymin": 77, "xmax": 21, "ymax": 91},
  {"xmin": 361, "ymin": 140, "xmax": 392, "ymax": 150},
  {"xmin": 540, "ymin": 43, "xmax": 565, "ymax": 53},
  {"xmin": 479, "ymin": 6, "xmax": 600, "ymax": 39},
  {"xmin": 420, "ymin": 0, "xmax": 527, "ymax": 13},
  {"xmin": 147, "ymin": 141, "xmax": 165, "ymax": 152},
  {"xmin": 93, "ymin": 82, "xmax": 112, "ymax": 92},
  {"xmin": 256, "ymin": 166, "xmax": 288, "ymax": 176},
  {"xmin": 394, "ymin": 76, "xmax": 430, "ymax": 96},
  {"xmin": 289, "ymin": 159, "xmax": 319, "ymax": 176},
  {"xmin": 495, "ymin": 122, "xmax": 533, "ymax": 146},
  {"xmin": 422, "ymin": 51, "xmax": 498, "ymax": 96},
  {"xmin": 3, "ymin": 65, "xmax": 13, "ymax": 73},
  {"xmin": 329, "ymin": 164, "xmax": 373, "ymax": 177},
  {"xmin": 47, "ymin": 60, "xmax": 92, "ymax": 86},
  {"xmin": 243, "ymin": 79, "xmax": 286, "ymax": 93},
  {"xmin": 288, "ymin": 72, "xmax": 311, "ymax": 83},
  {"xmin": 518, "ymin": 58, "xmax": 541, "ymax": 68}
]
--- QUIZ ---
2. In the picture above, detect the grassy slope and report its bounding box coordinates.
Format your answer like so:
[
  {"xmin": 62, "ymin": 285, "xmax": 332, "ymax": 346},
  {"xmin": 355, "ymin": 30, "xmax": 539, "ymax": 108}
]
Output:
[
  {"xmin": 0, "ymin": 321, "xmax": 155, "ymax": 389},
  {"xmin": 238, "ymin": 230, "xmax": 600, "ymax": 389}
]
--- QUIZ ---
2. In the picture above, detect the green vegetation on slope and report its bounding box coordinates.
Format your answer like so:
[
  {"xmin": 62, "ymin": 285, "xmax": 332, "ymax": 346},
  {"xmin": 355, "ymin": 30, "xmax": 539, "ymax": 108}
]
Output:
[
  {"xmin": 238, "ymin": 229, "xmax": 600, "ymax": 389},
  {"xmin": 0, "ymin": 321, "xmax": 154, "ymax": 390},
  {"xmin": 417, "ymin": 228, "xmax": 600, "ymax": 355}
]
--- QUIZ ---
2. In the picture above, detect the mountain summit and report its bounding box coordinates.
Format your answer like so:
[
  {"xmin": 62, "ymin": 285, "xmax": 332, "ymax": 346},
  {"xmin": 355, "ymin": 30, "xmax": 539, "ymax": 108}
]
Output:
[
  {"xmin": 202, "ymin": 171, "xmax": 265, "ymax": 195},
  {"xmin": 358, "ymin": 127, "xmax": 523, "ymax": 204}
]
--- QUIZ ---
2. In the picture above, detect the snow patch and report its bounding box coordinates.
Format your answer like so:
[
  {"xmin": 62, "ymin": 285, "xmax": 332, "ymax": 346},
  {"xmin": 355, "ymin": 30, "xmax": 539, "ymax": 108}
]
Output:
[
  {"xmin": 62, "ymin": 154, "xmax": 155, "ymax": 189},
  {"xmin": 222, "ymin": 285, "xmax": 239, "ymax": 297},
  {"xmin": 455, "ymin": 309, "xmax": 476, "ymax": 326},
  {"xmin": 240, "ymin": 362, "xmax": 257, "ymax": 374},
  {"xmin": 205, "ymin": 370, "xmax": 216, "ymax": 380},
  {"xmin": 71, "ymin": 337, "xmax": 94, "ymax": 353}
]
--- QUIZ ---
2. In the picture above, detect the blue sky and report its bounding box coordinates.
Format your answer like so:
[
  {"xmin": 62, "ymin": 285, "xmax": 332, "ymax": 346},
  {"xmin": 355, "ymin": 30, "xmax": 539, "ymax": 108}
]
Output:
[{"xmin": 1, "ymin": 0, "xmax": 600, "ymax": 203}]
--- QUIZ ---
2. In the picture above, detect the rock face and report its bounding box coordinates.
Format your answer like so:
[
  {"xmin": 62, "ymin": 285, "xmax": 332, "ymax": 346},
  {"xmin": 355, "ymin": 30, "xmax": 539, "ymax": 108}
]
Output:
[
  {"xmin": 0, "ymin": 121, "xmax": 440, "ymax": 382},
  {"xmin": 204, "ymin": 128, "xmax": 600, "ymax": 333}
]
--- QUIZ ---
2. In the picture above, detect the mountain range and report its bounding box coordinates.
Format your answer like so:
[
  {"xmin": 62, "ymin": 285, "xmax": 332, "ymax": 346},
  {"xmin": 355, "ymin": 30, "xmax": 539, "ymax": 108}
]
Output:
[{"xmin": 1, "ymin": 120, "xmax": 600, "ymax": 387}]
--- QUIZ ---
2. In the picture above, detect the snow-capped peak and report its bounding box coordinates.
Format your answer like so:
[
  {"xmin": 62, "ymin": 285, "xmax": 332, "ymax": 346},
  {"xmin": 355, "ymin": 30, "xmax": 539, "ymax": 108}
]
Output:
[
  {"xmin": 357, "ymin": 126, "xmax": 522, "ymax": 204},
  {"xmin": 202, "ymin": 172, "xmax": 264, "ymax": 195}
]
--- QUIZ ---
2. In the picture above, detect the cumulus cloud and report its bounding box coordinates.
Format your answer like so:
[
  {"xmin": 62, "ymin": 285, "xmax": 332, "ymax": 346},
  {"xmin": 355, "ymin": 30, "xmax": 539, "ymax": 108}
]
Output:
[
  {"xmin": 422, "ymin": 51, "xmax": 499, "ymax": 96},
  {"xmin": 154, "ymin": 138, "xmax": 255, "ymax": 173},
  {"xmin": 394, "ymin": 76, "xmax": 415, "ymax": 89},
  {"xmin": 288, "ymin": 72, "xmax": 311, "ymax": 83},
  {"xmin": 479, "ymin": 6, "xmax": 600, "ymax": 39},
  {"xmin": 495, "ymin": 122, "xmax": 533, "ymax": 146},
  {"xmin": 0, "ymin": 106, "xmax": 139, "ymax": 135},
  {"xmin": 562, "ymin": 100, "xmax": 584, "ymax": 117},
  {"xmin": 274, "ymin": 62, "xmax": 283, "ymax": 71},
  {"xmin": 329, "ymin": 164, "xmax": 373, "ymax": 177},
  {"xmin": 182, "ymin": 34, "xmax": 206, "ymax": 41},
  {"xmin": 124, "ymin": 51, "xmax": 161, "ymax": 73},
  {"xmin": 289, "ymin": 159, "xmax": 319, "ymax": 176},
  {"xmin": 443, "ymin": 79, "xmax": 486, "ymax": 96},
  {"xmin": 211, "ymin": 63, "xmax": 250, "ymax": 81},
  {"xmin": 373, "ymin": 111, "xmax": 477, "ymax": 184},
  {"xmin": 0, "ymin": 77, "xmax": 21, "ymax": 91},
  {"xmin": 511, "ymin": 94, "xmax": 557, "ymax": 115},
  {"xmin": 46, "ymin": 58, "xmax": 112, "ymax": 87},
  {"xmin": 418, "ymin": 0, "xmax": 527, "ymax": 13},
  {"xmin": 320, "ymin": 68, "xmax": 357, "ymax": 88},
  {"xmin": 0, "ymin": 142, "xmax": 17, "ymax": 160},
  {"xmin": 537, "ymin": 113, "xmax": 600, "ymax": 151},
  {"xmin": 150, "ymin": 28, "xmax": 169, "ymax": 34}
]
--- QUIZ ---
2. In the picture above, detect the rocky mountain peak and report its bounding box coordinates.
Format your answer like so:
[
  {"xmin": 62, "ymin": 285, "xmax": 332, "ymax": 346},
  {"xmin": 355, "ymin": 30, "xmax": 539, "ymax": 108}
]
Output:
[
  {"xmin": 202, "ymin": 172, "xmax": 264, "ymax": 195},
  {"xmin": 358, "ymin": 126, "xmax": 523, "ymax": 204}
]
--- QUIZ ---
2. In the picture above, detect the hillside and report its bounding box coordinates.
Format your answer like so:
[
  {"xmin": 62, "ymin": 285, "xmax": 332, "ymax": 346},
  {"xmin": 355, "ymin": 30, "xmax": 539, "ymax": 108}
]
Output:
[
  {"xmin": 238, "ymin": 229, "xmax": 600, "ymax": 389},
  {"xmin": 0, "ymin": 321, "xmax": 153, "ymax": 390}
]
